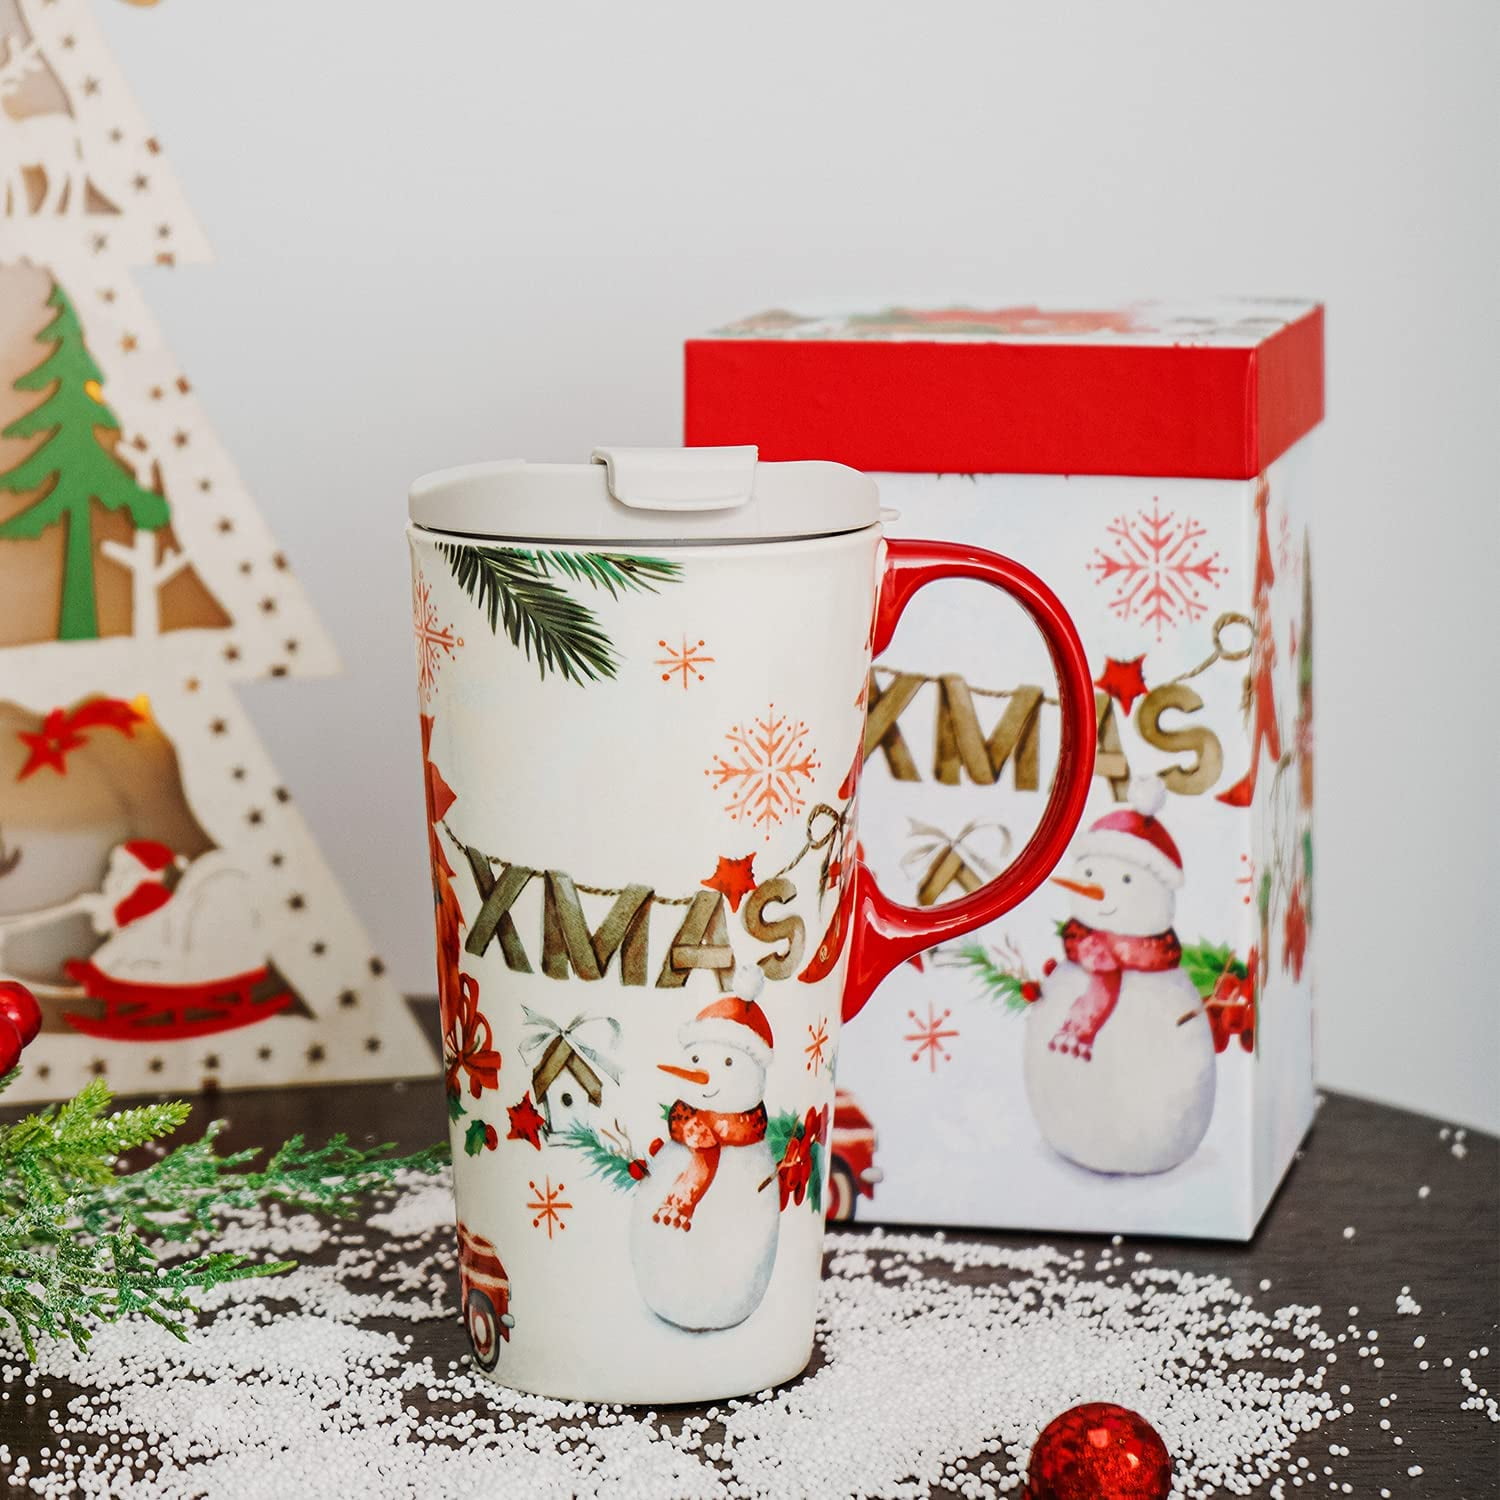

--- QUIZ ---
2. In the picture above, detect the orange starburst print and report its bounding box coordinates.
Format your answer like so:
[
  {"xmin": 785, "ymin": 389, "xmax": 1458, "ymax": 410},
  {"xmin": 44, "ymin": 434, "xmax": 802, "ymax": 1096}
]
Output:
[
  {"xmin": 527, "ymin": 1177, "xmax": 571, "ymax": 1239},
  {"xmin": 656, "ymin": 636, "xmax": 714, "ymax": 689},
  {"xmin": 705, "ymin": 705, "xmax": 820, "ymax": 838},
  {"xmin": 904, "ymin": 1003, "xmax": 958, "ymax": 1073},
  {"xmin": 805, "ymin": 1016, "xmax": 830, "ymax": 1073}
]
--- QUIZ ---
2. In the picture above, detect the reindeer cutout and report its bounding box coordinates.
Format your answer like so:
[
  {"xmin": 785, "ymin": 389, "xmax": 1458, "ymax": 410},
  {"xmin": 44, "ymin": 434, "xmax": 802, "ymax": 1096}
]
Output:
[{"xmin": 0, "ymin": 17, "xmax": 91, "ymax": 217}]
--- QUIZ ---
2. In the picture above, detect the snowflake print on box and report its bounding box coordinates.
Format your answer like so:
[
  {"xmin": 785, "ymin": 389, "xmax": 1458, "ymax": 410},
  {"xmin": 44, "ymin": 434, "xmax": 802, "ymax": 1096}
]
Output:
[
  {"xmin": 905, "ymin": 1002, "xmax": 958, "ymax": 1072},
  {"xmin": 1089, "ymin": 498, "xmax": 1225, "ymax": 640},
  {"xmin": 705, "ymin": 705, "xmax": 820, "ymax": 838},
  {"xmin": 411, "ymin": 568, "xmax": 462, "ymax": 705}
]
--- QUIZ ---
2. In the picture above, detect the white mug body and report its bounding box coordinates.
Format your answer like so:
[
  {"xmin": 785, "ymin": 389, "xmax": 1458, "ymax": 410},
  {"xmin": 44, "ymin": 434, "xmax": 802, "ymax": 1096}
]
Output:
[{"xmin": 409, "ymin": 524, "xmax": 879, "ymax": 1403}]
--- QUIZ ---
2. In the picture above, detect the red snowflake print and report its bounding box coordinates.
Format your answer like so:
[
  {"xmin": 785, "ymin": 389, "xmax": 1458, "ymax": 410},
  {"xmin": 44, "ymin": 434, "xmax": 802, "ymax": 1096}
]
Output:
[
  {"xmin": 527, "ymin": 1177, "xmax": 571, "ymax": 1239},
  {"xmin": 804, "ymin": 1016, "xmax": 830, "ymax": 1073},
  {"xmin": 904, "ymin": 1002, "xmax": 958, "ymax": 1073},
  {"xmin": 704, "ymin": 705, "xmax": 820, "ymax": 838},
  {"xmin": 1089, "ymin": 498, "xmax": 1225, "ymax": 640},
  {"xmin": 412, "ymin": 568, "xmax": 463, "ymax": 705},
  {"xmin": 656, "ymin": 636, "xmax": 714, "ymax": 689}
]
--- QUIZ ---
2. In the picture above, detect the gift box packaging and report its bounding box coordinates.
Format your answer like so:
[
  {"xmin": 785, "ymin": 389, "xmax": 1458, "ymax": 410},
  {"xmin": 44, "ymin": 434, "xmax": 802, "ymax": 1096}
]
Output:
[{"xmin": 685, "ymin": 300, "xmax": 1323, "ymax": 1239}]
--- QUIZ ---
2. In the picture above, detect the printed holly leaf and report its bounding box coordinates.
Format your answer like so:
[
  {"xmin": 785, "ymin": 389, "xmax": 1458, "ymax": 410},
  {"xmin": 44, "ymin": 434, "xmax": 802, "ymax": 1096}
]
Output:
[
  {"xmin": 463, "ymin": 1120, "xmax": 490, "ymax": 1157},
  {"xmin": 446, "ymin": 1090, "xmax": 465, "ymax": 1123},
  {"xmin": 807, "ymin": 1138, "xmax": 824, "ymax": 1215},
  {"xmin": 1181, "ymin": 941, "xmax": 1247, "ymax": 1000}
]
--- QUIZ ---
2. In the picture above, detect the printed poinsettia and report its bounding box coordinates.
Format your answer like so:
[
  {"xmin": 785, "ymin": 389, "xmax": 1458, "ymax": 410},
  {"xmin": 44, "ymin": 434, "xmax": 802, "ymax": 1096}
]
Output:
[
  {"xmin": 769, "ymin": 1105, "xmax": 828, "ymax": 1212},
  {"xmin": 1283, "ymin": 881, "xmax": 1308, "ymax": 981},
  {"xmin": 444, "ymin": 973, "xmax": 502, "ymax": 1103},
  {"xmin": 1182, "ymin": 941, "xmax": 1256, "ymax": 1054},
  {"xmin": 420, "ymin": 715, "xmax": 465, "ymax": 1037}
]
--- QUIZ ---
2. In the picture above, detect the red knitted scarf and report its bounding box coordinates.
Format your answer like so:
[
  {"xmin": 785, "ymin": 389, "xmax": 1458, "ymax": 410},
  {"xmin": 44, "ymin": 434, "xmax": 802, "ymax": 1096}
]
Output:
[
  {"xmin": 657, "ymin": 1100, "xmax": 768, "ymax": 1228},
  {"xmin": 1051, "ymin": 918, "xmax": 1182, "ymax": 1058}
]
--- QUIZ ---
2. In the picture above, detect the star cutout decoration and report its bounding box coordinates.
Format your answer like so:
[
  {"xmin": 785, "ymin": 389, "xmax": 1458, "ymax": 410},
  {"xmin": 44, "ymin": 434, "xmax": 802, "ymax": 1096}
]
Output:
[
  {"xmin": 700, "ymin": 853, "xmax": 757, "ymax": 913},
  {"xmin": 506, "ymin": 1092, "xmax": 547, "ymax": 1151},
  {"xmin": 1094, "ymin": 654, "xmax": 1149, "ymax": 716}
]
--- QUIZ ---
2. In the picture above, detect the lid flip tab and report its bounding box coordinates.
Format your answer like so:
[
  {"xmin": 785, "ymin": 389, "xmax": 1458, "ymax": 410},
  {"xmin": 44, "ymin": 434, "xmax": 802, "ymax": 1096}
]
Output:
[{"xmin": 592, "ymin": 446, "xmax": 757, "ymax": 513}]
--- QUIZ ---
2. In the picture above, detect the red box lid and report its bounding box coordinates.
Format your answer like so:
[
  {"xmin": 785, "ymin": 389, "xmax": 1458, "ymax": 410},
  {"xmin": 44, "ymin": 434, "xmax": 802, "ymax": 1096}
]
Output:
[{"xmin": 684, "ymin": 300, "xmax": 1324, "ymax": 479}]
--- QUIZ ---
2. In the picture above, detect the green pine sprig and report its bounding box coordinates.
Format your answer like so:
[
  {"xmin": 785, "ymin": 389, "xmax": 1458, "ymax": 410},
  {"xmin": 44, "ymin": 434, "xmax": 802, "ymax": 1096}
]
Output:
[
  {"xmin": 0, "ymin": 1071, "xmax": 446, "ymax": 1357},
  {"xmin": 438, "ymin": 542, "xmax": 680, "ymax": 685},
  {"xmin": 529, "ymin": 549, "xmax": 680, "ymax": 599},
  {"xmin": 557, "ymin": 1120, "xmax": 641, "ymax": 1191},
  {"xmin": 950, "ymin": 940, "xmax": 1031, "ymax": 1013}
]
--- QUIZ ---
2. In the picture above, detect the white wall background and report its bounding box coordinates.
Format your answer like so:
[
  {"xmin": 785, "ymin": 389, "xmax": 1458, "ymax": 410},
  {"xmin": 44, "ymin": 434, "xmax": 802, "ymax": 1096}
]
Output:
[{"xmin": 96, "ymin": 1, "xmax": 1499, "ymax": 1130}]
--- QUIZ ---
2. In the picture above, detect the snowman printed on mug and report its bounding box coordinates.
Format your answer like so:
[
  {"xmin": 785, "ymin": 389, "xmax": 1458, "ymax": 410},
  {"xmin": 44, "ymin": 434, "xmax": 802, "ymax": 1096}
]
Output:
[
  {"xmin": 1023, "ymin": 778, "xmax": 1215, "ymax": 1176},
  {"xmin": 629, "ymin": 973, "xmax": 780, "ymax": 1332}
]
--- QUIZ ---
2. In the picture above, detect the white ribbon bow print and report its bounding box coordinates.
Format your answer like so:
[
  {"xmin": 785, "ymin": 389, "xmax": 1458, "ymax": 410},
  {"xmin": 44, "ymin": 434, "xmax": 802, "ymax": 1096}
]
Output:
[
  {"xmin": 519, "ymin": 1007, "xmax": 623, "ymax": 1085},
  {"xmin": 900, "ymin": 818, "xmax": 1013, "ymax": 879}
]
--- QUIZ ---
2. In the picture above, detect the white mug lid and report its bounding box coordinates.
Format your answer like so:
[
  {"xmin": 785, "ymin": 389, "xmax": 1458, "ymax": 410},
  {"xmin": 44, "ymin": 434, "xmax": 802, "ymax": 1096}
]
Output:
[{"xmin": 408, "ymin": 446, "xmax": 880, "ymax": 544}]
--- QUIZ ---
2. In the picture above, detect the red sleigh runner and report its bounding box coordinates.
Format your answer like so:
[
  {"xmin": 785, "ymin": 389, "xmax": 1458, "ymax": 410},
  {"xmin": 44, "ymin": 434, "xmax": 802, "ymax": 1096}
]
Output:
[{"xmin": 59, "ymin": 960, "xmax": 299, "ymax": 1042}]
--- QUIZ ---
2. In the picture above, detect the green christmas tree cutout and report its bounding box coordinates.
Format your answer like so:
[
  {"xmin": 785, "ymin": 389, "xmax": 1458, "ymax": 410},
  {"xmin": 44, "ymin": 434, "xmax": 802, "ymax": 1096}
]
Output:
[{"xmin": 0, "ymin": 280, "xmax": 168, "ymax": 641}]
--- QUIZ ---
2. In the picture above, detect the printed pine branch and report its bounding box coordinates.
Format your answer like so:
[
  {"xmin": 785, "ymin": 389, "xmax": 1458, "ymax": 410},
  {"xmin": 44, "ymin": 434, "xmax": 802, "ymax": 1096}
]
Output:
[
  {"xmin": 951, "ymin": 940, "xmax": 1031, "ymax": 1012},
  {"xmin": 0, "ymin": 1071, "xmax": 445, "ymax": 1356},
  {"xmin": 558, "ymin": 1120, "xmax": 641, "ymax": 1190},
  {"xmin": 530, "ymin": 549, "xmax": 681, "ymax": 599},
  {"xmin": 438, "ymin": 542, "xmax": 680, "ymax": 684},
  {"xmin": 439, "ymin": 542, "xmax": 619, "ymax": 683}
]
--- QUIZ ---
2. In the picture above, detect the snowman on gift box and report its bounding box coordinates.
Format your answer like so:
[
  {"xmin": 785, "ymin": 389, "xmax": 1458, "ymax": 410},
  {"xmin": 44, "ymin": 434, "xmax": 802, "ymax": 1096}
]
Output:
[
  {"xmin": 1023, "ymin": 777, "xmax": 1216, "ymax": 1176},
  {"xmin": 630, "ymin": 970, "xmax": 779, "ymax": 1332}
]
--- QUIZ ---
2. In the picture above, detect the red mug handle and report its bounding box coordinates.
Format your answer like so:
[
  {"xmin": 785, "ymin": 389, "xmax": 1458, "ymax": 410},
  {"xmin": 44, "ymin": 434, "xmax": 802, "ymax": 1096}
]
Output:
[{"xmin": 842, "ymin": 538, "xmax": 1097, "ymax": 1023}]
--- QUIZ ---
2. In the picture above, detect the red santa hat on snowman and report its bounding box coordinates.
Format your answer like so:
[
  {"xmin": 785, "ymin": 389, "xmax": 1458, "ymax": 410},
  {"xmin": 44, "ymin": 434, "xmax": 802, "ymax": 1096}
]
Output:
[
  {"xmin": 1072, "ymin": 776, "xmax": 1183, "ymax": 889},
  {"xmin": 677, "ymin": 963, "xmax": 775, "ymax": 1067},
  {"xmin": 110, "ymin": 840, "xmax": 188, "ymax": 927}
]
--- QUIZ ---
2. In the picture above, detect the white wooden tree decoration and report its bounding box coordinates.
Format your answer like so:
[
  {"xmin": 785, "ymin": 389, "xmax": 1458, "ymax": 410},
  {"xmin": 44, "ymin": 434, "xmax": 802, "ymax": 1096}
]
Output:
[{"xmin": 0, "ymin": 0, "xmax": 436, "ymax": 1103}]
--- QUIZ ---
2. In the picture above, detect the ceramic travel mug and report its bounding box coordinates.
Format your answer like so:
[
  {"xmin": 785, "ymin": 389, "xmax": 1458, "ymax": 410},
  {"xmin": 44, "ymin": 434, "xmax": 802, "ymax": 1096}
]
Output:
[{"xmin": 406, "ymin": 446, "xmax": 1095, "ymax": 1403}]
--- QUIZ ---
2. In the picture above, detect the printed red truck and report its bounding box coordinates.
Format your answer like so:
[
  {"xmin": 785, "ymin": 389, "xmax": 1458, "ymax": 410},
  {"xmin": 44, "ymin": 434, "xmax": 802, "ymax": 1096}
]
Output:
[{"xmin": 457, "ymin": 1221, "xmax": 514, "ymax": 1370}]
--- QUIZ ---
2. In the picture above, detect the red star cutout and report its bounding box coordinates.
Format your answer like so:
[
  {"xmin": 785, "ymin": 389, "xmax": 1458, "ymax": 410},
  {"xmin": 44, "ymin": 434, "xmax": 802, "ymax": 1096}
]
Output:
[
  {"xmin": 701, "ymin": 853, "xmax": 757, "ymax": 913},
  {"xmin": 506, "ymin": 1091, "xmax": 547, "ymax": 1150},
  {"xmin": 1094, "ymin": 655, "xmax": 1149, "ymax": 716},
  {"xmin": 16, "ymin": 724, "xmax": 83, "ymax": 778}
]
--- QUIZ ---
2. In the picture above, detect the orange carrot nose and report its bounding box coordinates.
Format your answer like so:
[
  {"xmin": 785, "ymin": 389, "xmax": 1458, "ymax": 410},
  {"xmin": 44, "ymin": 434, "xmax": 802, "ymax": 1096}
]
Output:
[
  {"xmin": 1052, "ymin": 876, "xmax": 1106, "ymax": 901},
  {"xmin": 658, "ymin": 1063, "xmax": 710, "ymax": 1085}
]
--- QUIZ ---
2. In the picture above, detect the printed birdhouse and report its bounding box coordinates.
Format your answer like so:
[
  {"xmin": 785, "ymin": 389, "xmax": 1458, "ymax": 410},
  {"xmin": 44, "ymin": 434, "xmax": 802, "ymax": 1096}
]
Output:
[
  {"xmin": 686, "ymin": 298, "xmax": 1324, "ymax": 1241},
  {"xmin": 533, "ymin": 1037, "xmax": 605, "ymax": 1138}
]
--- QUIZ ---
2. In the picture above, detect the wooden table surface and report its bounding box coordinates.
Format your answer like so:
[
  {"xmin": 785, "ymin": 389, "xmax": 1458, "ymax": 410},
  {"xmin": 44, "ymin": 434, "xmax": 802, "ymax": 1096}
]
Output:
[{"xmin": 3, "ymin": 1035, "xmax": 1496, "ymax": 1496}]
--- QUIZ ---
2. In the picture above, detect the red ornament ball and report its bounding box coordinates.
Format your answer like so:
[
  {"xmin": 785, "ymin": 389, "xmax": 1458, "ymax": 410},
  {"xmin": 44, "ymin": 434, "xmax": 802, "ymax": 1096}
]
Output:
[
  {"xmin": 0, "ymin": 981, "xmax": 43, "ymax": 1048},
  {"xmin": 0, "ymin": 1016, "xmax": 21, "ymax": 1077},
  {"xmin": 1026, "ymin": 1403, "xmax": 1172, "ymax": 1500}
]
